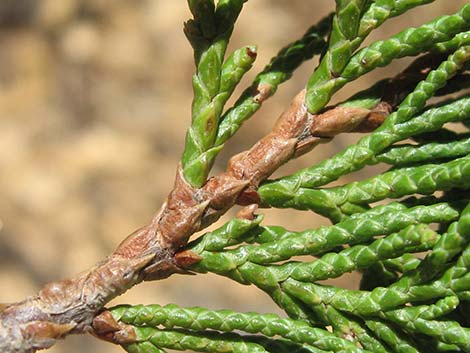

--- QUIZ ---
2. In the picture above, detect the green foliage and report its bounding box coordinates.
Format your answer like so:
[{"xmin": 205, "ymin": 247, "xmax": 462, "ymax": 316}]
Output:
[
  {"xmin": 111, "ymin": 304, "xmax": 365, "ymax": 353},
  {"xmin": 110, "ymin": 1, "xmax": 470, "ymax": 352},
  {"xmin": 182, "ymin": 0, "xmax": 248, "ymax": 187},
  {"xmin": 216, "ymin": 13, "xmax": 331, "ymax": 145},
  {"xmin": 260, "ymin": 46, "xmax": 470, "ymax": 197}
]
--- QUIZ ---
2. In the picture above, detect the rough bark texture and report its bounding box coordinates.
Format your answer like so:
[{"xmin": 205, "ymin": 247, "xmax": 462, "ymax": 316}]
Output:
[{"xmin": 0, "ymin": 88, "xmax": 392, "ymax": 353}]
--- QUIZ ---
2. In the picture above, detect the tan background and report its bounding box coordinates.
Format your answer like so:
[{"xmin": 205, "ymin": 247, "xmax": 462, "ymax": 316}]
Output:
[{"xmin": 0, "ymin": 1, "xmax": 466, "ymax": 352}]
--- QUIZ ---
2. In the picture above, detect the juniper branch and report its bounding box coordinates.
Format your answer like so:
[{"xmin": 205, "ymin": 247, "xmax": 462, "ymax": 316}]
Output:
[
  {"xmin": 260, "ymin": 46, "xmax": 470, "ymax": 207},
  {"xmin": 182, "ymin": 0, "xmax": 252, "ymax": 187},
  {"xmin": 99, "ymin": 304, "xmax": 369, "ymax": 353},
  {"xmin": 3, "ymin": 3, "xmax": 470, "ymax": 353},
  {"xmin": 191, "ymin": 202, "xmax": 459, "ymax": 270},
  {"xmin": 308, "ymin": 5, "xmax": 470, "ymax": 112},
  {"xmin": 125, "ymin": 328, "xmax": 270, "ymax": 353},
  {"xmin": 375, "ymin": 135, "xmax": 470, "ymax": 166},
  {"xmin": 305, "ymin": 0, "xmax": 441, "ymax": 113},
  {"xmin": 275, "ymin": 156, "xmax": 470, "ymax": 214}
]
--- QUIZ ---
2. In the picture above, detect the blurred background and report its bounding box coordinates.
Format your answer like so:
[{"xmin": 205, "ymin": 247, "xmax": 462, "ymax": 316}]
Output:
[{"xmin": 0, "ymin": 1, "xmax": 466, "ymax": 352}]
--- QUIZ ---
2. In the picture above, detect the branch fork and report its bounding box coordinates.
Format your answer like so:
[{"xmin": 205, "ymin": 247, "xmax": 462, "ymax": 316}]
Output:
[{"xmin": 0, "ymin": 88, "xmax": 387, "ymax": 352}]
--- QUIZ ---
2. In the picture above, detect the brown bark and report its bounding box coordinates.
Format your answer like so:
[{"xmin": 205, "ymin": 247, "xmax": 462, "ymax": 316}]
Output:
[{"xmin": 0, "ymin": 89, "xmax": 391, "ymax": 353}]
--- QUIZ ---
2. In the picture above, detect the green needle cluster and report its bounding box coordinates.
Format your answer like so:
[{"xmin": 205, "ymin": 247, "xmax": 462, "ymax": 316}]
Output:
[
  {"xmin": 270, "ymin": 224, "xmax": 437, "ymax": 283},
  {"xmin": 181, "ymin": 3, "xmax": 333, "ymax": 187},
  {"xmin": 192, "ymin": 202, "xmax": 460, "ymax": 269},
  {"xmin": 158, "ymin": 199, "xmax": 467, "ymax": 352},
  {"xmin": 106, "ymin": 3, "xmax": 470, "ymax": 353},
  {"xmin": 111, "ymin": 304, "xmax": 367, "ymax": 353},
  {"xmin": 274, "ymin": 155, "xmax": 470, "ymax": 215},
  {"xmin": 125, "ymin": 329, "xmax": 269, "ymax": 353},
  {"xmin": 305, "ymin": 0, "xmax": 465, "ymax": 113},
  {"xmin": 215, "ymin": 13, "xmax": 332, "ymax": 145},
  {"xmin": 259, "ymin": 46, "xmax": 470, "ymax": 206},
  {"xmin": 182, "ymin": 0, "xmax": 254, "ymax": 187},
  {"xmin": 305, "ymin": 0, "xmax": 370, "ymax": 113},
  {"xmin": 375, "ymin": 136, "xmax": 470, "ymax": 166}
]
